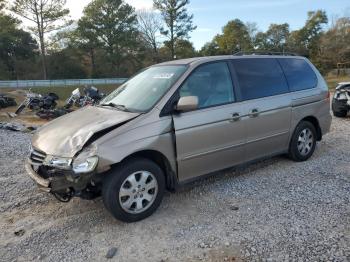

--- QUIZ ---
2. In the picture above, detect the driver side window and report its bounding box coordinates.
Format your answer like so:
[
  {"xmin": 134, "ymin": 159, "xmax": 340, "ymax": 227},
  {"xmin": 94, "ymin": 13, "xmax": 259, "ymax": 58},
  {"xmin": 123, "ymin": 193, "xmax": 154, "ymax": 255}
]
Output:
[{"xmin": 179, "ymin": 62, "xmax": 235, "ymax": 109}]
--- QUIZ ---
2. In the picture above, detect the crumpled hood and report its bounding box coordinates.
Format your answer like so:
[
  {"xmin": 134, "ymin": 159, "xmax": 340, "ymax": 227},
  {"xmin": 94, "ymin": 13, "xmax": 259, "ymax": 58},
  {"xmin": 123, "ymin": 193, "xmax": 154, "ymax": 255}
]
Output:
[{"xmin": 32, "ymin": 106, "xmax": 140, "ymax": 157}]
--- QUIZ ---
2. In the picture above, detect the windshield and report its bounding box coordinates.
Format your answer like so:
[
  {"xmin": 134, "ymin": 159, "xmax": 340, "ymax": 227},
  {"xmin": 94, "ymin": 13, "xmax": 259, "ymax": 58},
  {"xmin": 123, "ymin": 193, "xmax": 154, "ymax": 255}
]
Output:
[{"xmin": 101, "ymin": 65, "xmax": 187, "ymax": 112}]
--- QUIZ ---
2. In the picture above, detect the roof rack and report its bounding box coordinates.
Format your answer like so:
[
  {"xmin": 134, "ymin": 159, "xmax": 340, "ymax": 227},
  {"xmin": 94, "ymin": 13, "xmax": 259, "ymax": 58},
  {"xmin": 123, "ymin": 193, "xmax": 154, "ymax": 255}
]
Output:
[{"xmin": 233, "ymin": 51, "xmax": 299, "ymax": 56}]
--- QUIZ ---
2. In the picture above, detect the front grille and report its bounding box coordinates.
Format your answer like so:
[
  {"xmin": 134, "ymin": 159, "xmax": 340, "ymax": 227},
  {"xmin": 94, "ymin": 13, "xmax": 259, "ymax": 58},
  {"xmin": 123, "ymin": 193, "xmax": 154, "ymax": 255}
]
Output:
[{"xmin": 30, "ymin": 148, "xmax": 47, "ymax": 165}]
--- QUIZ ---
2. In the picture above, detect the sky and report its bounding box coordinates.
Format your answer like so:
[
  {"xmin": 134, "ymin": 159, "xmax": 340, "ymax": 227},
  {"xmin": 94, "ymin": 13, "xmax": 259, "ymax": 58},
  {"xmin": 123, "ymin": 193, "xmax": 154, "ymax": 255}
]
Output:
[{"xmin": 25, "ymin": 0, "xmax": 350, "ymax": 50}]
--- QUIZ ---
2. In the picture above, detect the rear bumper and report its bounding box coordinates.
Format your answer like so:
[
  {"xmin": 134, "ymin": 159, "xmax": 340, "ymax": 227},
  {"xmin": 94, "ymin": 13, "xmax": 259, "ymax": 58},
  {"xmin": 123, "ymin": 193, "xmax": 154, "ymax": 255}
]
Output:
[{"xmin": 25, "ymin": 160, "xmax": 51, "ymax": 192}]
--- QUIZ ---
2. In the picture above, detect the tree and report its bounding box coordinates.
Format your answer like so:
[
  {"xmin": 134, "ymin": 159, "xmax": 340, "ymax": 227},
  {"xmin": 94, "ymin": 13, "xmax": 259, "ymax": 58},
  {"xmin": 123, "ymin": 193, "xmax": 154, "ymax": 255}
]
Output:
[
  {"xmin": 287, "ymin": 10, "xmax": 328, "ymax": 56},
  {"xmin": 154, "ymin": 0, "xmax": 196, "ymax": 59},
  {"xmin": 47, "ymin": 48, "xmax": 87, "ymax": 79},
  {"xmin": 246, "ymin": 22, "xmax": 259, "ymax": 45},
  {"xmin": 11, "ymin": 0, "xmax": 71, "ymax": 79},
  {"xmin": 0, "ymin": 2, "xmax": 38, "ymax": 80},
  {"xmin": 214, "ymin": 19, "xmax": 253, "ymax": 54},
  {"xmin": 137, "ymin": 9, "xmax": 162, "ymax": 60},
  {"xmin": 318, "ymin": 17, "xmax": 350, "ymax": 73},
  {"xmin": 78, "ymin": 0, "xmax": 139, "ymax": 76},
  {"xmin": 255, "ymin": 23, "xmax": 290, "ymax": 52},
  {"xmin": 169, "ymin": 39, "xmax": 196, "ymax": 59},
  {"xmin": 199, "ymin": 41, "xmax": 220, "ymax": 56}
]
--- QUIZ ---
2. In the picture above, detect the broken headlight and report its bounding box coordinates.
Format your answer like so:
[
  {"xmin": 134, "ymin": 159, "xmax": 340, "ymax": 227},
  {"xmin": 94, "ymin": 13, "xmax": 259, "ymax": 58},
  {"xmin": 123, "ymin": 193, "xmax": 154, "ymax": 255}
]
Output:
[
  {"xmin": 44, "ymin": 156, "xmax": 72, "ymax": 170},
  {"xmin": 72, "ymin": 145, "xmax": 98, "ymax": 174}
]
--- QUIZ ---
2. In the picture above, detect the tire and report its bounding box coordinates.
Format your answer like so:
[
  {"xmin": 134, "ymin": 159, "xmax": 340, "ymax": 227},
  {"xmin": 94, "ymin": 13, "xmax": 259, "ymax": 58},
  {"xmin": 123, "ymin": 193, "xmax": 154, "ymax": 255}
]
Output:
[
  {"xmin": 15, "ymin": 104, "xmax": 25, "ymax": 115},
  {"xmin": 288, "ymin": 121, "xmax": 317, "ymax": 162},
  {"xmin": 102, "ymin": 158, "xmax": 165, "ymax": 223},
  {"xmin": 332, "ymin": 110, "xmax": 347, "ymax": 118}
]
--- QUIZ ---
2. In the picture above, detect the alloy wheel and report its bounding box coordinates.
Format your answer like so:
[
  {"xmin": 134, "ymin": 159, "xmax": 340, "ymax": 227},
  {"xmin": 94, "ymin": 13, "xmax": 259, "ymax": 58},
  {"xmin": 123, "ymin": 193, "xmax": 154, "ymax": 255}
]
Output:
[{"xmin": 119, "ymin": 171, "xmax": 158, "ymax": 214}]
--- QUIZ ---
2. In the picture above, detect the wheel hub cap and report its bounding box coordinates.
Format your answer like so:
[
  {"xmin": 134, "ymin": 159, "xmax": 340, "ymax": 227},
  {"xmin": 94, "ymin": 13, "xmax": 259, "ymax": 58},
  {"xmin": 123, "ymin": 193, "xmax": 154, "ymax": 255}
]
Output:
[
  {"xmin": 297, "ymin": 128, "xmax": 314, "ymax": 156},
  {"xmin": 119, "ymin": 171, "xmax": 158, "ymax": 214}
]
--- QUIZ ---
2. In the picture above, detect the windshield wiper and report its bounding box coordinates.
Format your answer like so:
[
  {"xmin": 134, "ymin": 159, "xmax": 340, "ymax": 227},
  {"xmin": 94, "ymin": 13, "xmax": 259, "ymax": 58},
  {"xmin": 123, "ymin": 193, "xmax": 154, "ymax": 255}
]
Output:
[{"xmin": 100, "ymin": 102, "xmax": 129, "ymax": 112}]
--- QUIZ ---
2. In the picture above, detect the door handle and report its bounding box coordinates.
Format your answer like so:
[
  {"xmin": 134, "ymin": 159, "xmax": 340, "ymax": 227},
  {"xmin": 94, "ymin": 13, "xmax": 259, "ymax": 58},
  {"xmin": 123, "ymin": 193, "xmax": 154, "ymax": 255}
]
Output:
[
  {"xmin": 249, "ymin": 108, "xmax": 259, "ymax": 118},
  {"xmin": 229, "ymin": 113, "xmax": 241, "ymax": 122}
]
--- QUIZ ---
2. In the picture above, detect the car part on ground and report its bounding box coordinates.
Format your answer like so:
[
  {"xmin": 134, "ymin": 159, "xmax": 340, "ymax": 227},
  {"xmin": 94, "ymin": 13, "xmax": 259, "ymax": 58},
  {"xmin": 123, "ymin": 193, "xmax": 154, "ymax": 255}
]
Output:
[
  {"xmin": 0, "ymin": 122, "xmax": 38, "ymax": 132},
  {"xmin": 332, "ymin": 82, "xmax": 350, "ymax": 118},
  {"xmin": 36, "ymin": 108, "xmax": 73, "ymax": 120}
]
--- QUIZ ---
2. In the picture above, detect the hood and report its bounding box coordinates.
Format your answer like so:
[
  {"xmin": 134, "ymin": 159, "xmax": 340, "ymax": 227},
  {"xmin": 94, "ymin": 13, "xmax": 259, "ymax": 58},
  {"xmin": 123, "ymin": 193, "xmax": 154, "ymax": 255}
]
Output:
[{"xmin": 32, "ymin": 106, "xmax": 140, "ymax": 157}]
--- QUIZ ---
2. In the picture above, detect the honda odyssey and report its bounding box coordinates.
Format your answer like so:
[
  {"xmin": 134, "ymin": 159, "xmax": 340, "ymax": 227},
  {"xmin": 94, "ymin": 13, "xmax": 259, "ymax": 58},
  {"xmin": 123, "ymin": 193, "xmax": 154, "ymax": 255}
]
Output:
[{"xmin": 26, "ymin": 55, "xmax": 332, "ymax": 222}]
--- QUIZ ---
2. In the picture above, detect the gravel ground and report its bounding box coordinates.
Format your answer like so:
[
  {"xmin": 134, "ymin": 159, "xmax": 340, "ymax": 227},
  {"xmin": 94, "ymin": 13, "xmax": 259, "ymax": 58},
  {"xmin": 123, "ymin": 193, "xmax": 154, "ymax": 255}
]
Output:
[{"xmin": 0, "ymin": 116, "xmax": 349, "ymax": 262}]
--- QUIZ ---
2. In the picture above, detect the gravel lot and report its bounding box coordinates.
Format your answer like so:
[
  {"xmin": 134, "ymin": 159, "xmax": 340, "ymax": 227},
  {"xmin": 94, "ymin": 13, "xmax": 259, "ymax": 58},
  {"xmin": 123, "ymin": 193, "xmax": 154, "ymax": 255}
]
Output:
[{"xmin": 0, "ymin": 116, "xmax": 349, "ymax": 262}]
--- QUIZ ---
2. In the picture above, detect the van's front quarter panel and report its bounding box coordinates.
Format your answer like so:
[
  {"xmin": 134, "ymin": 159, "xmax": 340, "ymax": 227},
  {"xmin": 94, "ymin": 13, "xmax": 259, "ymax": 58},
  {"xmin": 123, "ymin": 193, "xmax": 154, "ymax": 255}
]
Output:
[{"xmin": 95, "ymin": 115, "xmax": 177, "ymax": 175}]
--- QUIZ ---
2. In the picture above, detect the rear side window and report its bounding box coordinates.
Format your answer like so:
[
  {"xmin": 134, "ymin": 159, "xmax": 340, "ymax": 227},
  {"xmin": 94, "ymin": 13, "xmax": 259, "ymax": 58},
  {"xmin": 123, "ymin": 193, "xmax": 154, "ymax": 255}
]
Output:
[
  {"xmin": 231, "ymin": 58, "xmax": 289, "ymax": 100},
  {"xmin": 278, "ymin": 58, "xmax": 317, "ymax": 91}
]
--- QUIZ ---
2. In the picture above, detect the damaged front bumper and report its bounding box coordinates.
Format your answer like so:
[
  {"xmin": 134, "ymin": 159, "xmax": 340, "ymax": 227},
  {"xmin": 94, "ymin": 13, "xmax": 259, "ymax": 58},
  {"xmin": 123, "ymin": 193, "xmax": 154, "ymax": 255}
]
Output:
[
  {"xmin": 25, "ymin": 160, "xmax": 51, "ymax": 192},
  {"xmin": 25, "ymin": 159, "xmax": 97, "ymax": 194}
]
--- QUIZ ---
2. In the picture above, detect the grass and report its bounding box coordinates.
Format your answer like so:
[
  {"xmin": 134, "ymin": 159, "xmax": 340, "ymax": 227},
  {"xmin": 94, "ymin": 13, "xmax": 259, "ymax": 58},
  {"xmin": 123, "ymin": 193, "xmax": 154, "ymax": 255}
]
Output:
[{"xmin": 325, "ymin": 75, "xmax": 350, "ymax": 90}]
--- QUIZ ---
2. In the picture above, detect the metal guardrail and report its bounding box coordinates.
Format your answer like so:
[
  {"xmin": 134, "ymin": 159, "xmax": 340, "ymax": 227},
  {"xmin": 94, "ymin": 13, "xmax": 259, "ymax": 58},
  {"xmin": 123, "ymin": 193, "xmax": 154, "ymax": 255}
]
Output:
[{"xmin": 0, "ymin": 78, "xmax": 128, "ymax": 88}]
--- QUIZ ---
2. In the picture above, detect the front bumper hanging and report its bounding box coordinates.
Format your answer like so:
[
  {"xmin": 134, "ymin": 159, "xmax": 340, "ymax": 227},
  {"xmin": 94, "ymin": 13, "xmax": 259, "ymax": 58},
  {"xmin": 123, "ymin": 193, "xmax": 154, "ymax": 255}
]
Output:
[{"xmin": 25, "ymin": 160, "xmax": 51, "ymax": 192}]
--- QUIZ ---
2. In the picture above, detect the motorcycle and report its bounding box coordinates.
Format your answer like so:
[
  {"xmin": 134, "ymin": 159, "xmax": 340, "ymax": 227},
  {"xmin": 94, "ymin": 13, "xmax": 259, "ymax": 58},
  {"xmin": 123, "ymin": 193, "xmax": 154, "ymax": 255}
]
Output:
[
  {"xmin": 15, "ymin": 89, "xmax": 59, "ymax": 115},
  {"xmin": 0, "ymin": 94, "xmax": 17, "ymax": 108},
  {"xmin": 65, "ymin": 86, "xmax": 105, "ymax": 109}
]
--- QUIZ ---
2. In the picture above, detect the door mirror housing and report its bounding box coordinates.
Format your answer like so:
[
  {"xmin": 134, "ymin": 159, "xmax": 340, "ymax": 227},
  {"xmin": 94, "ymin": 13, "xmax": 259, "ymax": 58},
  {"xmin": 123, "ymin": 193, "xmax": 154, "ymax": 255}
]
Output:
[{"xmin": 176, "ymin": 96, "xmax": 198, "ymax": 112}]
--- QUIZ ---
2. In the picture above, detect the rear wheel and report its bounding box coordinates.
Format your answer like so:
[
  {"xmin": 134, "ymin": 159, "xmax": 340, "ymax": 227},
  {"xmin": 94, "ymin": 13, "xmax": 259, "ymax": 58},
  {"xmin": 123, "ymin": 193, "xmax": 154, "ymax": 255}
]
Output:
[
  {"xmin": 102, "ymin": 158, "xmax": 165, "ymax": 222},
  {"xmin": 289, "ymin": 121, "xmax": 317, "ymax": 162}
]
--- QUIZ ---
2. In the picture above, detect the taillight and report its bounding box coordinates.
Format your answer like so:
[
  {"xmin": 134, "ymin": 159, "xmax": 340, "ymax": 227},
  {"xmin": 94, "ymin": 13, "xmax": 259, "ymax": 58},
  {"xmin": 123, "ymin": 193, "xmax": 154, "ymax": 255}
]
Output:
[{"xmin": 326, "ymin": 91, "xmax": 330, "ymax": 100}]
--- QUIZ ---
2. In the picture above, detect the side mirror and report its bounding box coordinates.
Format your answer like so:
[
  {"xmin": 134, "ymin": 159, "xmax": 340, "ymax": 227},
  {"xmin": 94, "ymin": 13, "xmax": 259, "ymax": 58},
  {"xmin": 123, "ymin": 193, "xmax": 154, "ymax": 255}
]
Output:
[{"xmin": 176, "ymin": 96, "xmax": 198, "ymax": 112}]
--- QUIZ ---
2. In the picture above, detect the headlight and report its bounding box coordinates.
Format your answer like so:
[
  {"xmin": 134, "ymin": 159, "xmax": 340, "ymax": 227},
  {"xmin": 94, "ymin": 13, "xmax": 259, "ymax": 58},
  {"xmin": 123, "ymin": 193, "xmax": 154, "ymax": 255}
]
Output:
[
  {"xmin": 44, "ymin": 156, "xmax": 72, "ymax": 170},
  {"xmin": 73, "ymin": 156, "xmax": 98, "ymax": 174},
  {"xmin": 72, "ymin": 145, "xmax": 98, "ymax": 174}
]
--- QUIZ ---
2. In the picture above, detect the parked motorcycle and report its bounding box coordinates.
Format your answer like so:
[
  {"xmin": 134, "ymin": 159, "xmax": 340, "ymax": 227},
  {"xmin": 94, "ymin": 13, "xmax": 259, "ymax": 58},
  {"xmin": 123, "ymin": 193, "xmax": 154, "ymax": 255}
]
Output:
[
  {"xmin": 332, "ymin": 82, "xmax": 350, "ymax": 117},
  {"xmin": 15, "ymin": 89, "xmax": 59, "ymax": 115},
  {"xmin": 65, "ymin": 86, "xmax": 105, "ymax": 109},
  {"xmin": 0, "ymin": 94, "xmax": 17, "ymax": 108}
]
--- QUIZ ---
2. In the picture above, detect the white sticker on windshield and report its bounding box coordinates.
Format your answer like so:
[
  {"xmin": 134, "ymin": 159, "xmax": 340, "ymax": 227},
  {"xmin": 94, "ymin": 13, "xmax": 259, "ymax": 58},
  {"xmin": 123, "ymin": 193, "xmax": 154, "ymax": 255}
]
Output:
[{"xmin": 153, "ymin": 73, "xmax": 174, "ymax": 79}]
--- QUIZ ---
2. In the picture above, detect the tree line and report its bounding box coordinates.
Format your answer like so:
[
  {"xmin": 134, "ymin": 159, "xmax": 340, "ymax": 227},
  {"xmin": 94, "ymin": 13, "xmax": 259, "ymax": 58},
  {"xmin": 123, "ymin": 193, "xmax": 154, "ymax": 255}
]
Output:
[{"xmin": 0, "ymin": 0, "xmax": 349, "ymax": 80}]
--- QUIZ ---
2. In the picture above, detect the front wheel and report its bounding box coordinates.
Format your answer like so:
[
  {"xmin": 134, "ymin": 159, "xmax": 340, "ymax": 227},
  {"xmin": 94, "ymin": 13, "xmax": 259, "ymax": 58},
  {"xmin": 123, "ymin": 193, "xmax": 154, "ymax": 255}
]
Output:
[
  {"xmin": 15, "ymin": 104, "xmax": 26, "ymax": 115},
  {"xmin": 102, "ymin": 158, "xmax": 165, "ymax": 222},
  {"xmin": 288, "ymin": 121, "xmax": 317, "ymax": 162}
]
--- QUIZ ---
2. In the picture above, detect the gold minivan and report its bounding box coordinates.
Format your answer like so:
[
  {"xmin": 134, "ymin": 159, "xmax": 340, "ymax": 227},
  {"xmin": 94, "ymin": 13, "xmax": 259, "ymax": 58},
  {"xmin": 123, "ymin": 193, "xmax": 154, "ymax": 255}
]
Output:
[{"xmin": 26, "ymin": 55, "xmax": 332, "ymax": 222}]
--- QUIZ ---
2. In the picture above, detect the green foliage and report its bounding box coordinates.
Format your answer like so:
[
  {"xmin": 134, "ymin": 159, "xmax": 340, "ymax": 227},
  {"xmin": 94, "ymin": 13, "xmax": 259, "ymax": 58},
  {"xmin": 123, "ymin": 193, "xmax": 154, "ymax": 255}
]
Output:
[
  {"xmin": 201, "ymin": 19, "xmax": 252, "ymax": 55},
  {"xmin": 78, "ymin": 0, "xmax": 139, "ymax": 76},
  {"xmin": 0, "ymin": 2, "xmax": 349, "ymax": 80},
  {"xmin": 254, "ymin": 23, "xmax": 290, "ymax": 51},
  {"xmin": 11, "ymin": 0, "xmax": 72, "ymax": 79},
  {"xmin": 0, "ymin": 8, "xmax": 38, "ymax": 80},
  {"xmin": 154, "ymin": 0, "xmax": 196, "ymax": 59}
]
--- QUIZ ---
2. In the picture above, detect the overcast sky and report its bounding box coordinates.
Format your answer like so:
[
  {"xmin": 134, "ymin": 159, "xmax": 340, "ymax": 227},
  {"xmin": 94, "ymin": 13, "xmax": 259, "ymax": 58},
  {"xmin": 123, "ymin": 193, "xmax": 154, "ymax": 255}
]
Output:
[{"xmin": 20, "ymin": 0, "xmax": 350, "ymax": 50}]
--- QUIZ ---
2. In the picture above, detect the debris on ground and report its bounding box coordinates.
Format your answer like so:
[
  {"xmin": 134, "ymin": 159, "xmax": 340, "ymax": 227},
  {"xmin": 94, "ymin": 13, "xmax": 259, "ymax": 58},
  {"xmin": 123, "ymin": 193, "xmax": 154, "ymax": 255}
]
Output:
[
  {"xmin": 14, "ymin": 229, "xmax": 25, "ymax": 237},
  {"xmin": 105, "ymin": 247, "xmax": 118, "ymax": 259},
  {"xmin": 0, "ymin": 122, "xmax": 38, "ymax": 132}
]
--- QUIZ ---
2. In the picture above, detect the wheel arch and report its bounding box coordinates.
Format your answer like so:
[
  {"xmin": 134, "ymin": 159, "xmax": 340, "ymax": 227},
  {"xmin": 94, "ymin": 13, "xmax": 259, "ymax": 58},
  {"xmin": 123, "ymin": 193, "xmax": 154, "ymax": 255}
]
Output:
[
  {"xmin": 120, "ymin": 150, "xmax": 177, "ymax": 191},
  {"xmin": 296, "ymin": 116, "xmax": 322, "ymax": 141}
]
